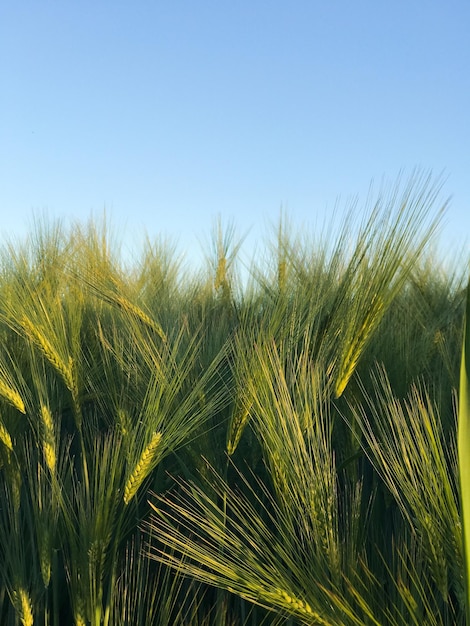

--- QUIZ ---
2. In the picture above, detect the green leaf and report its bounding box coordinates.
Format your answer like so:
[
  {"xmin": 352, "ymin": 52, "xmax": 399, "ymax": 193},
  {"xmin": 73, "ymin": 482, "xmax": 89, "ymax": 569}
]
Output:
[{"xmin": 458, "ymin": 278, "xmax": 470, "ymax": 623}]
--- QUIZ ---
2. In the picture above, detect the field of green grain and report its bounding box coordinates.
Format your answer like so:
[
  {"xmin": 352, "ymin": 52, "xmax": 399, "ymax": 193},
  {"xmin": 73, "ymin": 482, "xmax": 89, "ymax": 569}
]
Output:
[{"xmin": 0, "ymin": 173, "xmax": 469, "ymax": 625}]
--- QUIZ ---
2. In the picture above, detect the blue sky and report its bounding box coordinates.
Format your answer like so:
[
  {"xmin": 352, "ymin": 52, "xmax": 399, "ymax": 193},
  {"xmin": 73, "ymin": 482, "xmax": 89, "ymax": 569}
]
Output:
[{"xmin": 1, "ymin": 1, "xmax": 469, "ymax": 269}]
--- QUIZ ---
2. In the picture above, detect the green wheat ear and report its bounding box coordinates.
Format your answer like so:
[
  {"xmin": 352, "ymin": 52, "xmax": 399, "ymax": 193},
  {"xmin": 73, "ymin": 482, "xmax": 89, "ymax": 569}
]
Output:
[
  {"xmin": 458, "ymin": 278, "xmax": 470, "ymax": 624},
  {"xmin": 124, "ymin": 432, "xmax": 162, "ymax": 505}
]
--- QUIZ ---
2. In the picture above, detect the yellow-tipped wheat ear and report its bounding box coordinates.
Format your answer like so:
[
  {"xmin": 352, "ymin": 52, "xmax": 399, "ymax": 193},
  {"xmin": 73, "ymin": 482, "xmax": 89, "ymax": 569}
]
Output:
[
  {"xmin": 75, "ymin": 614, "xmax": 86, "ymax": 626},
  {"xmin": 214, "ymin": 255, "xmax": 227, "ymax": 291},
  {"xmin": 335, "ymin": 296, "xmax": 384, "ymax": 398},
  {"xmin": 13, "ymin": 587, "xmax": 34, "ymax": 626},
  {"xmin": 114, "ymin": 295, "xmax": 167, "ymax": 341},
  {"xmin": 21, "ymin": 316, "xmax": 74, "ymax": 391},
  {"xmin": 74, "ymin": 595, "xmax": 86, "ymax": 626},
  {"xmin": 0, "ymin": 417, "xmax": 13, "ymax": 452},
  {"xmin": 0, "ymin": 377, "xmax": 25, "ymax": 414},
  {"xmin": 40, "ymin": 404, "xmax": 56, "ymax": 473},
  {"xmin": 214, "ymin": 256, "xmax": 232, "ymax": 302},
  {"xmin": 124, "ymin": 432, "xmax": 162, "ymax": 505},
  {"xmin": 275, "ymin": 589, "xmax": 319, "ymax": 620}
]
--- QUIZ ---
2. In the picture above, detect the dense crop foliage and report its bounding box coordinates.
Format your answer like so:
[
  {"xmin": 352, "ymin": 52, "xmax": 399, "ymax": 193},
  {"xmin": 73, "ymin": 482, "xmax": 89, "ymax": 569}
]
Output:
[{"xmin": 0, "ymin": 173, "xmax": 468, "ymax": 624}]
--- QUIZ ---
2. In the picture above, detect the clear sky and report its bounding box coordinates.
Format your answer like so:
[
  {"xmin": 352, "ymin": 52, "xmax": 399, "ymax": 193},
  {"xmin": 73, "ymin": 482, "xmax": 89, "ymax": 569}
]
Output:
[{"xmin": 1, "ymin": 1, "xmax": 469, "ymax": 269}]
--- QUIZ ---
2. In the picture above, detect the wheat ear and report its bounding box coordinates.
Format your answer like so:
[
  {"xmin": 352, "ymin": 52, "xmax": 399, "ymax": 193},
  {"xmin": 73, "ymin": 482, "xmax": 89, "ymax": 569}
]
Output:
[
  {"xmin": 40, "ymin": 404, "xmax": 56, "ymax": 473},
  {"xmin": 0, "ymin": 416, "xmax": 13, "ymax": 452},
  {"xmin": 227, "ymin": 402, "xmax": 251, "ymax": 456},
  {"xmin": 21, "ymin": 316, "xmax": 74, "ymax": 391},
  {"xmin": 13, "ymin": 588, "xmax": 34, "ymax": 626},
  {"xmin": 124, "ymin": 432, "xmax": 162, "ymax": 505},
  {"xmin": 114, "ymin": 295, "xmax": 167, "ymax": 340},
  {"xmin": 39, "ymin": 527, "xmax": 51, "ymax": 588},
  {"xmin": 74, "ymin": 595, "xmax": 86, "ymax": 626},
  {"xmin": 0, "ymin": 378, "xmax": 25, "ymax": 413}
]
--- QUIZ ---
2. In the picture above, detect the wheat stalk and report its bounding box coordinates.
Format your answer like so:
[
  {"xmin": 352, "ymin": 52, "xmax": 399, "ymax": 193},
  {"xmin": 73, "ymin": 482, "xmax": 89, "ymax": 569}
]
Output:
[{"xmin": 124, "ymin": 432, "xmax": 162, "ymax": 505}]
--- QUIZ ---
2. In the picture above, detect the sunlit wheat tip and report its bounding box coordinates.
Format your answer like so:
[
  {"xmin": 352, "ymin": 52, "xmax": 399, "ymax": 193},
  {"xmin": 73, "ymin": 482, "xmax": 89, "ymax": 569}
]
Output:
[
  {"xmin": 13, "ymin": 588, "xmax": 34, "ymax": 626},
  {"xmin": 43, "ymin": 441, "xmax": 56, "ymax": 473},
  {"xmin": 276, "ymin": 589, "xmax": 319, "ymax": 620},
  {"xmin": 40, "ymin": 404, "xmax": 56, "ymax": 472},
  {"xmin": 74, "ymin": 595, "xmax": 86, "ymax": 626},
  {"xmin": 0, "ymin": 418, "xmax": 13, "ymax": 452},
  {"xmin": 214, "ymin": 256, "xmax": 227, "ymax": 291},
  {"xmin": 227, "ymin": 404, "xmax": 251, "ymax": 455},
  {"xmin": 115, "ymin": 295, "xmax": 167, "ymax": 340},
  {"xmin": 0, "ymin": 378, "xmax": 25, "ymax": 413},
  {"xmin": 75, "ymin": 613, "xmax": 86, "ymax": 626},
  {"xmin": 40, "ymin": 404, "xmax": 54, "ymax": 432},
  {"xmin": 21, "ymin": 316, "xmax": 74, "ymax": 390},
  {"xmin": 124, "ymin": 431, "xmax": 162, "ymax": 505}
]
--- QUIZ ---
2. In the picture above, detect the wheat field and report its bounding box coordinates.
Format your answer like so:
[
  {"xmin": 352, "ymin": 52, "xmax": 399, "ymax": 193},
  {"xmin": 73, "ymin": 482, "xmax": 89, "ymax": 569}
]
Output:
[{"xmin": 0, "ymin": 173, "xmax": 468, "ymax": 625}]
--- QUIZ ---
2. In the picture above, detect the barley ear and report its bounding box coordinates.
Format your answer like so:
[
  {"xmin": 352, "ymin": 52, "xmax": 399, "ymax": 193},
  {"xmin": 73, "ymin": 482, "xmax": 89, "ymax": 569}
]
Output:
[
  {"xmin": 214, "ymin": 255, "xmax": 227, "ymax": 291},
  {"xmin": 335, "ymin": 297, "xmax": 384, "ymax": 398},
  {"xmin": 0, "ymin": 378, "xmax": 25, "ymax": 413},
  {"xmin": 0, "ymin": 416, "xmax": 13, "ymax": 453},
  {"xmin": 124, "ymin": 432, "xmax": 162, "ymax": 505},
  {"xmin": 227, "ymin": 402, "xmax": 251, "ymax": 456},
  {"xmin": 21, "ymin": 316, "xmax": 74, "ymax": 391},
  {"xmin": 40, "ymin": 404, "xmax": 56, "ymax": 473},
  {"xmin": 275, "ymin": 588, "xmax": 325, "ymax": 623},
  {"xmin": 13, "ymin": 587, "xmax": 34, "ymax": 626},
  {"xmin": 114, "ymin": 294, "xmax": 167, "ymax": 341},
  {"xmin": 74, "ymin": 595, "xmax": 87, "ymax": 626}
]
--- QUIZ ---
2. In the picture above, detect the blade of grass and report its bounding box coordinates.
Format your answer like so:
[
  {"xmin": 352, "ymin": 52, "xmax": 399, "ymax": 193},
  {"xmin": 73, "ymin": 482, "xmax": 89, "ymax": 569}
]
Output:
[{"xmin": 458, "ymin": 277, "xmax": 470, "ymax": 623}]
